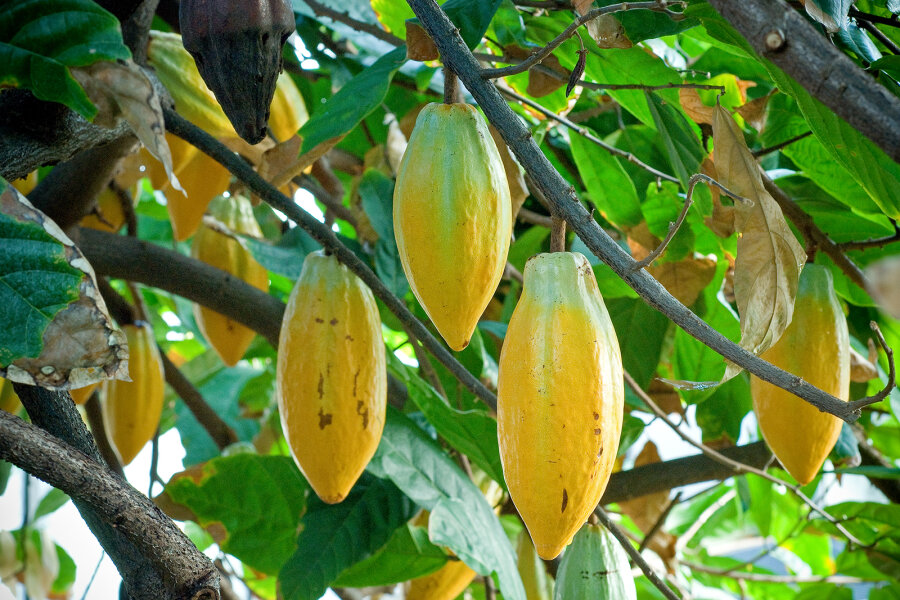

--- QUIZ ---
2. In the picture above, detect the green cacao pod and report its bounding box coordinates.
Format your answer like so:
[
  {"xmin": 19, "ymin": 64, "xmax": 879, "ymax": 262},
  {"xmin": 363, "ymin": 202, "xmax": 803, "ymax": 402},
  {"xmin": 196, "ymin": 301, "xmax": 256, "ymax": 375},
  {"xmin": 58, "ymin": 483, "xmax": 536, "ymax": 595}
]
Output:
[
  {"xmin": 276, "ymin": 250, "xmax": 387, "ymax": 503},
  {"xmin": 180, "ymin": 0, "xmax": 295, "ymax": 144},
  {"xmin": 554, "ymin": 524, "xmax": 636, "ymax": 600},
  {"xmin": 498, "ymin": 252, "xmax": 623, "ymax": 559},
  {"xmin": 751, "ymin": 264, "xmax": 850, "ymax": 485},
  {"xmin": 192, "ymin": 196, "xmax": 269, "ymax": 366},
  {"xmin": 393, "ymin": 102, "xmax": 512, "ymax": 351}
]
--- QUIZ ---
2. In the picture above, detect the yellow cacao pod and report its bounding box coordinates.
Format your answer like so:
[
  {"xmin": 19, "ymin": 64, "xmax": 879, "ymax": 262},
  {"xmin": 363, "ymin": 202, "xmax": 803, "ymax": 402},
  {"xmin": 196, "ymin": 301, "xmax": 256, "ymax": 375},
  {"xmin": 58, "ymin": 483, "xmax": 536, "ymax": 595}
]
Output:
[
  {"xmin": 147, "ymin": 31, "xmax": 236, "ymax": 138},
  {"xmin": 12, "ymin": 171, "xmax": 38, "ymax": 196},
  {"xmin": 103, "ymin": 322, "xmax": 166, "ymax": 465},
  {"xmin": 277, "ymin": 250, "xmax": 387, "ymax": 503},
  {"xmin": 407, "ymin": 560, "xmax": 477, "ymax": 600},
  {"xmin": 393, "ymin": 102, "xmax": 512, "ymax": 351},
  {"xmin": 79, "ymin": 188, "xmax": 127, "ymax": 233},
  {"xmin": 166, "ymin": 150, "xmax": 232, "ymax": 241},
  {"xmin": 0, "ymin": 378, "xmax": 21, "ymax": 414},
  {"xmin": 269, "ymin": 71, "xmax": 308, "ymax": 142},
  {"xmin": 70, "ymin": 383, "xmax": 99, "ymax": 405},
  {"xmin": 751, "ymin": 264, "xmax": 849, "ymax": 485},
  {"xmin": 192, "ymin": 196, "xmax": 269, "ymax": 366},
  {"xmin": 498, "ymin": 252, "xmax": 624, "ymax": 560}
]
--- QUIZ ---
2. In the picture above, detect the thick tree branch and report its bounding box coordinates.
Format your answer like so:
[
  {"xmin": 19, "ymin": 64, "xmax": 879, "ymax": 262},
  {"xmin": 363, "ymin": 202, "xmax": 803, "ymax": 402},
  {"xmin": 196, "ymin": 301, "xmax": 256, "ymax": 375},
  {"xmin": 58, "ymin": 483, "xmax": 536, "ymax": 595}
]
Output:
[
  {"xmin": 707, "ymin": 0, "xmax": 900, "ymax": 164},
  {"xmin": 0, "ymin": 406, "xmax": 219, "ymax": 600},
  {"xmin": 407, "ymin": 0, "xmax": 862, "ymax": 423}
]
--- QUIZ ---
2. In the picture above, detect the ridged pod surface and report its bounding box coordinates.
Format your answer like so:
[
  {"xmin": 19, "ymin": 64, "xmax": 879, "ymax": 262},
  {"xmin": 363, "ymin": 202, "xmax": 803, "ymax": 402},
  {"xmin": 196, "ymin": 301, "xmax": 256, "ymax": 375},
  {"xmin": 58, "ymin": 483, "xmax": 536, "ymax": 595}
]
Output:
[
  {"xmin": 103, "ymin": 323, "xmax": 165, "ymax": 465},
  {"xmin": 393, "ymin": 103, "xmax": 512, "ymax": 351},
  {"xmin": 192, "ymin": 196, "xmax": 269, "ymax": 365},
  {"xmin": 751, "ymin": 264, "xmax": 849, "ymax": 485},
  {"xmin": 554, "ymin": 524, "xmax": 636, "ymax": 600},
  {"xmin": 277, "ymin": 251, "xmax": 386, "ymax": 503},
  {"xmin": 498, "ymin": 252, "xmax": 623, "ymax": 560}
]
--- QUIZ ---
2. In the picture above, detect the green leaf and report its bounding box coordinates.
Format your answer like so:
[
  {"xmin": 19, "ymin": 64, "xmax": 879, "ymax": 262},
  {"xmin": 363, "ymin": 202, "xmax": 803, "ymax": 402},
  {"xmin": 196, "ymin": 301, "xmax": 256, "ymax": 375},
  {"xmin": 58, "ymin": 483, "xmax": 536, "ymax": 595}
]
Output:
[
  {"xmin": 367, "ymin": 408, "xmax": 526, "ymax": 600},
  {"xmin": 618, "ymin": 414, "xmax": 645, "ymax": 457},
  {"xmin": 334, "ymin": 523, "xmax": 447, "ymax": 587},
  {"xmin": 831, "ymin": 465, "xmax": 900, "ymax": 479},
  {"xmin": 242, "ymin": 226, "xmax": 321, "ymax": 281},
  {"xmin": 358, "ymin": 169, "xmax": 395, "ymax": 241},
  {"xmin": 829, "ymin": 422, "xmax": 862, "ymax": 469},
  {"xmin": 279, "ymin": 473, "xmax": 416, "ymax": 600},
  {"xmin": 165, "ymin": 455, "xmax": 309, "ymax": 575},
  {"xmin": 0, "ymin": 187, "xmax": 84, "ymax": 366},
  {"xmin": 0, "ymin": 0, "xmax": 131, "ymax": 119},
  {"xmin": 508, "ymin": 226, "xmax": 549, "ymax": 271},
  {"xmin": 569, "ymin": 133, "xmax": 642, "ymax": 228},
  {"xmin": 387, "ymin": 354, "xmax": 505, "ymax": 486},
  {"xmin": 607, "ymin": 298, "xmax": 669, "ymax": 388},
  {"xmin": 51, "ymin": 542, "xmax": 76, "ymax": 595},
  {"xmin": 645, "ymin": 92, "xmax": 705, "ymax": 191},
  {"xmin": 300, "ymin": 47, "xmax": 407, "ymax": 153},
  {"xmin": 33, "ymin": 488, "xmax": 69, "ymax": 521},
  {"xmin": 439, "ymin": 0, "xmax": 503, "ymax": 49},
  {"xmin": 694, "ymin": 375, "xmax": 752, "ymax": 445},
  {"xmin": 0, "ymin": 460, "xmax": 10, "ymax": 495},
  {"xmin": 375, "ymin": 239, "xmax": 409, "ymax": 297}
]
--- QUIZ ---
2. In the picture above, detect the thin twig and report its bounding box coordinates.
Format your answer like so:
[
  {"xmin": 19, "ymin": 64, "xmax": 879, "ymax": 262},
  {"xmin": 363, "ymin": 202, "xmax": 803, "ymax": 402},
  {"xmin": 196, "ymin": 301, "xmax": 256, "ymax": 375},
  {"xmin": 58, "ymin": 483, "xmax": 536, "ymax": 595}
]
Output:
[
  {"xmin": 163, "ymin": 108, "xmax": 499, "ymax": 411},
  {"xmin": 849, "ymin": 7, "xmax": 900, "ymax": 28},
  {"xmin": 623, "ymin": 370, "xmax": 870, "ymax": 548},
  {"xmin": 303, "ymin": 0, "xmax": 404, "ymax": 45},
  {"xmin": 751, "ymin": 131, "xmax": 812, "ymax": 157},
  {"xmin": 593, "ymin": 507, "xmax": 682, "ymax": 600},
  {"xmin": 518, "ymin": 207, "xmax": 554, "ymax": 228},
  {"xmin": 837, "ymin": 221, "xmax": 900, "ymax": 251},
  {"xmin": 632, "ymin": 173, "xmax": 749, "ymax": 270},
  {"xmin": 148, "ymin": 427, "xmax": 161, "ymax": 496},
  {"xmin": 683, "ymin": 562, "xmax": 867, "ymax": 584},
  {"xmin": 482, "ymin": 3, "xmax": 683, "ymax": 79},
  {"xmin": 637, "ymin": 491, "xmax": 682, "ymax": 553},
  {"xmin": 79, "ymin": 552, "xmax": 106, "ymax": 600},
  {"xmin": 849, "ymin": 321, "xmax": 896, "ymax": 411},
  {"xmin": 497, "ymin": 83, "xmax": 680, "ymax": 184},
  {"xmin": 484, "ymin": 574, "xmax": 497, "ymax": 600}
]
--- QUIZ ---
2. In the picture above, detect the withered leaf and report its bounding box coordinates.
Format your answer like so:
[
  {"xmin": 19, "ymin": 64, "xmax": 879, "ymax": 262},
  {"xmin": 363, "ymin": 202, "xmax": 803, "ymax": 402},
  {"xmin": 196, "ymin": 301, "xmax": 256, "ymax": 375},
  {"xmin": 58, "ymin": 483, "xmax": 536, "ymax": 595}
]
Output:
[
  {"xmin": 489, "ymin": 125, "xmax": 528, "ymax": 221},
  {"xmin": 849, "ymin": 345, "xmax": 879, "ymax": 383},
  {"xmin": 406, "ymin": 20, "xmax": 439, "ymax": 62},
  {"xmin": 384, "ymin": 114, "xmax": 408, "ymax": 176},
  {"xmin": 865, "ymin": 255, "xmax": 900, "ymax": 319},
  {"xmin": 0, "ymin": 187, "xmax": 127, "ymax": 389},
  {"xmin": 649, "ymin": 256, "xmax": 717, "ymax": 307},
  {"xmin": 72, "ymin": 60, "xmax": 183, "ymax": 193},
  {"xmin": 526, "ymin": 54, "xmax": 567, "ymax": 98},
  {"xmin": 573, "ymin": 0, "xmax": 594, "ymax": 14},
  {"xmin": 679, "ymin": 87, "xmax": 715, "ymax": 126},
  {"xmin": 735, "ymin": 92, "xmax": 773, "ymax": 133},
  {"xmin": 713, "ymin": 105, "xmax": 805, "ymax": 377}
]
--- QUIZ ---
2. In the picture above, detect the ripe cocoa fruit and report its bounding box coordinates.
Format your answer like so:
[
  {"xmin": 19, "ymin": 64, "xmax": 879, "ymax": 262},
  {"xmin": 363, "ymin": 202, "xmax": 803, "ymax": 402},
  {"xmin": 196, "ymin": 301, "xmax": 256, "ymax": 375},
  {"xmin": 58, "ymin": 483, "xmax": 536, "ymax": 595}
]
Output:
[
  {"xmin": 393, "ymin": 102, "xmax": 512, "ymax": 351},
  {"xmin": 192, "ymin": 196, "xmax": 269, "ymax": 366},
  {"xmin": 751, "ymin": 264, "xmax": 850, "ymax": 485},
  {"xmin": 103, "ymin": 322, "xmax": 165, "ymax": 465},
  {"xmin": 407, "ymin": 560, "xmax": 477, "ymax": 600},
  {"xmin": 180, "ymin": 0, "xmax": 296, "ymax": 144},
  {"xmin": 69, "ymin": 383, "xmax": 99, "ymax": 405},
  {"xmin": 79, "ymin": 188, "xmax": 127, "ymax": 233},
  {"xmin": 498, "ymin": 252, "xmax": 624, "ymax": 560},
  {"xmin": 276, "ymin": 250, "xmax": 386, "ymax": 503},
  {"xmin": 0, "ymin": 379, "xmax": 20, "ymax": 414}
]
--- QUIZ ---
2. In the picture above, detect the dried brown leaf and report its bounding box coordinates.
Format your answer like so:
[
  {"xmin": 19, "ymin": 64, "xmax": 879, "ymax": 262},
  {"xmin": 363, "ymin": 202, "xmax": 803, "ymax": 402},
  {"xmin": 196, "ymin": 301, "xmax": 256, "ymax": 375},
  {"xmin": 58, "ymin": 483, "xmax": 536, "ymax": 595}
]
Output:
[
  {"xmin": 626, "ymin": 222, "xmax": 661, "ymax": 262},
  {"xmin": 850, "ymin": 346, "xmax": 879, "ymax": 383},
  {"xmin": 72, "ymin": 61, "xmax": 182, "ymax": 193},
  {"xmin": 0, "ymin": 188, "xmax": 128, "ymax": 389},
  {"xmin": 489, "ymin": 125, "xmax": 528, "ymax": 220},
  {"xmin": 526, "ymin": 54, "xmax": 567, "ymax": 98},
  {"xmin": 735, "ymin": 93, "xmax": 772, "ymax": 133},
  {"xmin": 865, "ymin": 255, "xmax": 900, "ymax": 318},
  {"xmin": 573, "ymin": 0, "xmax": 594, "ymax": 13},
  {"xmin": 679, "ymin": 88, "xmax": 715, "ymax": 126},
  {"xmin": 384, "ymin": 114, "xmax": 408, "ymax": 176},
  {"xmin": 713, "ymin": 105, "xmax": 805, "ymax": 374},
  {"xmin": 649, "ymin": 257, "xmax": 717, "ymax": 307},
  {"xmin": 406, "ymin": 20, "xmax": 439, "ymax": 62}
]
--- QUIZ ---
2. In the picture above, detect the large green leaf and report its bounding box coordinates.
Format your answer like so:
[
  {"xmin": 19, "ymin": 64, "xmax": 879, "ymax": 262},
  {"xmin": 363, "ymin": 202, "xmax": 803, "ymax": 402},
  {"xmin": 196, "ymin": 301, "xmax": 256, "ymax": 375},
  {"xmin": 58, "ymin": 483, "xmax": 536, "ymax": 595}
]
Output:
[
  {"xmin": 694, "ymin": 375, "xmax": 752, "ymax": 446},
  {"xmin": 0, "ymin": 0, "xmax": 130, "ymax": 119},
  {"xmin": 165, "ymin": 455, "xmax": 309, "ymax": 575},
  {"xmin": 367, "ymin": 408, "xmax": 526, "ymax": 600},
  {"xmin": 299, "ymin": 46, "xmax": 407, "ymax": 153},
  {"xmin": 241, "ymin": 226, "xmax": 321, "ymax": 281},
  {"xmin": 333, "ymin": 523, "xmax": 447, "ymax": 587},
  {"xmin": 0, "ymin": 184, "xmax": 83, "ymax": 365},
  {"xmin": 359, "ymin": 169, "xmax": 409, "ymax": 297},
  {"xmin": 569, "ymin": 133, "xmax": 642, "ymax": 228},
  {"xmin": 645, "ymin": 92, "xmax": 705, "ymax": 191},
  {"xmin": 387, "ymin": 353, "xmax": 504, "ymax": 486},
  {"xmin": 607, "ymin": 297, "xmax": 670, "ymax": 389},
  {"xmin": 279, "ymin": 473, "xmax": 416, "ymax": 600},
  {"xmin": 441, "ymin": 0, "xmax": 504, "ymax": 49}
]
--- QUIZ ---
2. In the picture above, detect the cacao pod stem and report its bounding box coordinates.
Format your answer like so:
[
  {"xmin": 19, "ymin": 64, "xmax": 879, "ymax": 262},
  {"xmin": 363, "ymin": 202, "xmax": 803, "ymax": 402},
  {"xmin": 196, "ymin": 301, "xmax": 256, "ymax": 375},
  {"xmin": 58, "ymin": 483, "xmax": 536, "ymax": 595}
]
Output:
[{"xmin": 179, "ymin": 0, "xmax": 296, "ymax": 144}]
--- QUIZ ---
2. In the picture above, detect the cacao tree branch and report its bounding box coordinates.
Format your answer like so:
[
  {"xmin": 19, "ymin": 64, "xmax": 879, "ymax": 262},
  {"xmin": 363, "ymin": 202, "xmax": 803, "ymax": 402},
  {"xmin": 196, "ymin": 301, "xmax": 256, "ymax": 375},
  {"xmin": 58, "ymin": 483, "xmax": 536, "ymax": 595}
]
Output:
[
  {"xmin": 160, "ymin": 108, "xmax": 500, "ymax": 411},
  {"xmin": 407, "ymin": 0, "xmax": 863, "ymax": 423},
  {"xmin": 0, "ymin": 406, "xmax": 219, "ymax": 600},
  {"xmin": 706, "ymin": 0, "xmax": 900, "ymax": 164}
]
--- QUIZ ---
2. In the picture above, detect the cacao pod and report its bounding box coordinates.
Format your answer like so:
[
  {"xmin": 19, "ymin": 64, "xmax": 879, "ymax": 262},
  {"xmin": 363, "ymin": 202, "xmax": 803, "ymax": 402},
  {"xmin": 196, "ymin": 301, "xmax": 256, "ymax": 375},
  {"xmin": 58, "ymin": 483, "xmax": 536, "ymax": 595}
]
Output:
[
  {"xmin": 276, "ymin": 250, "xmax": 386, "ymax": 503},
  {"xmin": 407, "ymin": 560, "xmax": 477, "ymax": 600},
  {"xmin": 393, "ymin": 103, "xmax": 512, "ymax": 351},
  {"xmin": 12, "ymin": 171, "xmax": 38, "ymax": 196},
  {"xmin": 268, "ymin": 71, "xmax": 308, "ymax": 143},
  {"xmin": 516, "ymin": 530, "xmax": 553, "ymax": 600},
  {"xmin": 751, "ymin": 264, "xmax": 849, "ymax": 485},
  {"xmin": 554, "ymin": 523, "xmax": 636, "ymax": 600},
  {"xmin": 69, "ymin": 383, "xmax": 99, "ymax": 406},
  {"xmin": 192, "ymin": 196, "xmax": 269, "ymax": 366},
  {"xmin": 147, "ymin": 31, "xmax": 236, "ymax": 138},
  {"xmin": 180, "ymin": 0, "xmax": 295, "ymax": 144},
  {"xmin": 102, "ymin": 322, "xmax": 166, "ymax": 466},
  {"xmin": 498, "ymin": 252, "xmax": 623, "ymax": 560},
  {"xmin": 166, "ymin": 151, "xmax": 232, "ymax": 242},
  {"xmin": 0, "ymin": 379, "xmax": 20, "ymax": 414},
  {"xmin": 79, "ymin": 188, "xmax": 127, "ymax": 233}
]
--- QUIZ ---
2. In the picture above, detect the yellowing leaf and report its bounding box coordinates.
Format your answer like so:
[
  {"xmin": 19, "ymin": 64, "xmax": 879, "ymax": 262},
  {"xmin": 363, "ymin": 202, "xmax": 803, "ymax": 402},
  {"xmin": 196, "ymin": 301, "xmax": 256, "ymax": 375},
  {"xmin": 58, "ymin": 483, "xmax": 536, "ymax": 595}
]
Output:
[
  {"xmin": 679, "ymin": 87, "xmax": 715, "ymax": 125},
  {"xmin": 713, "ymin": 105, "xmax": 805, "ymax": 372}
]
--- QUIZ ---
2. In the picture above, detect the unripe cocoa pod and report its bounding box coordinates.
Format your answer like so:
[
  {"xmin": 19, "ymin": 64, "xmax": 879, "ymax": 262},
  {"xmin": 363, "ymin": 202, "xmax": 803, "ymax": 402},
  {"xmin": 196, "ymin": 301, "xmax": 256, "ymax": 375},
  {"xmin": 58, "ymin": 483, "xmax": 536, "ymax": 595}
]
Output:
[
  {"xmin": 554, "ymin": 524, "xmax": 636, "ymax": 600},
  {"xmin": 393, "ymin": 103, "xmax": 512, "ymax": 351},
  {"xmin": 180, "ymin": 0, "xmax": 295, "ymax": 144},
  {"xmin": 192, "ymin": 196, "xmax": 269, "ymax": 366},
  {"xmin": 498, "ymin": 252, "xmax": 624, "ymax": 560},
  {"xmin": 103, "ymin": 322, "xmax": 166, "ymax": 466},
  {"xmin": 277, "ymin": 250, "xmax": 386, "ymax": 503},
  {"xmin": 751, "ymin": 264, "xmax": 850, "ymax": 485}
]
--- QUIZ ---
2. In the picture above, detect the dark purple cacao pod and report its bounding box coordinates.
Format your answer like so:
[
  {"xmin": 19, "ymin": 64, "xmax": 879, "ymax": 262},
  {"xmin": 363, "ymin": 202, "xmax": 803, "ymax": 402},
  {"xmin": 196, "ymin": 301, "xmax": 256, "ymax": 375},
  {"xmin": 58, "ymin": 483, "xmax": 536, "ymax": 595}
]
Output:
[{"xmin": 179, "ymin": 0, "xmax": 295, "ymax": 144}]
